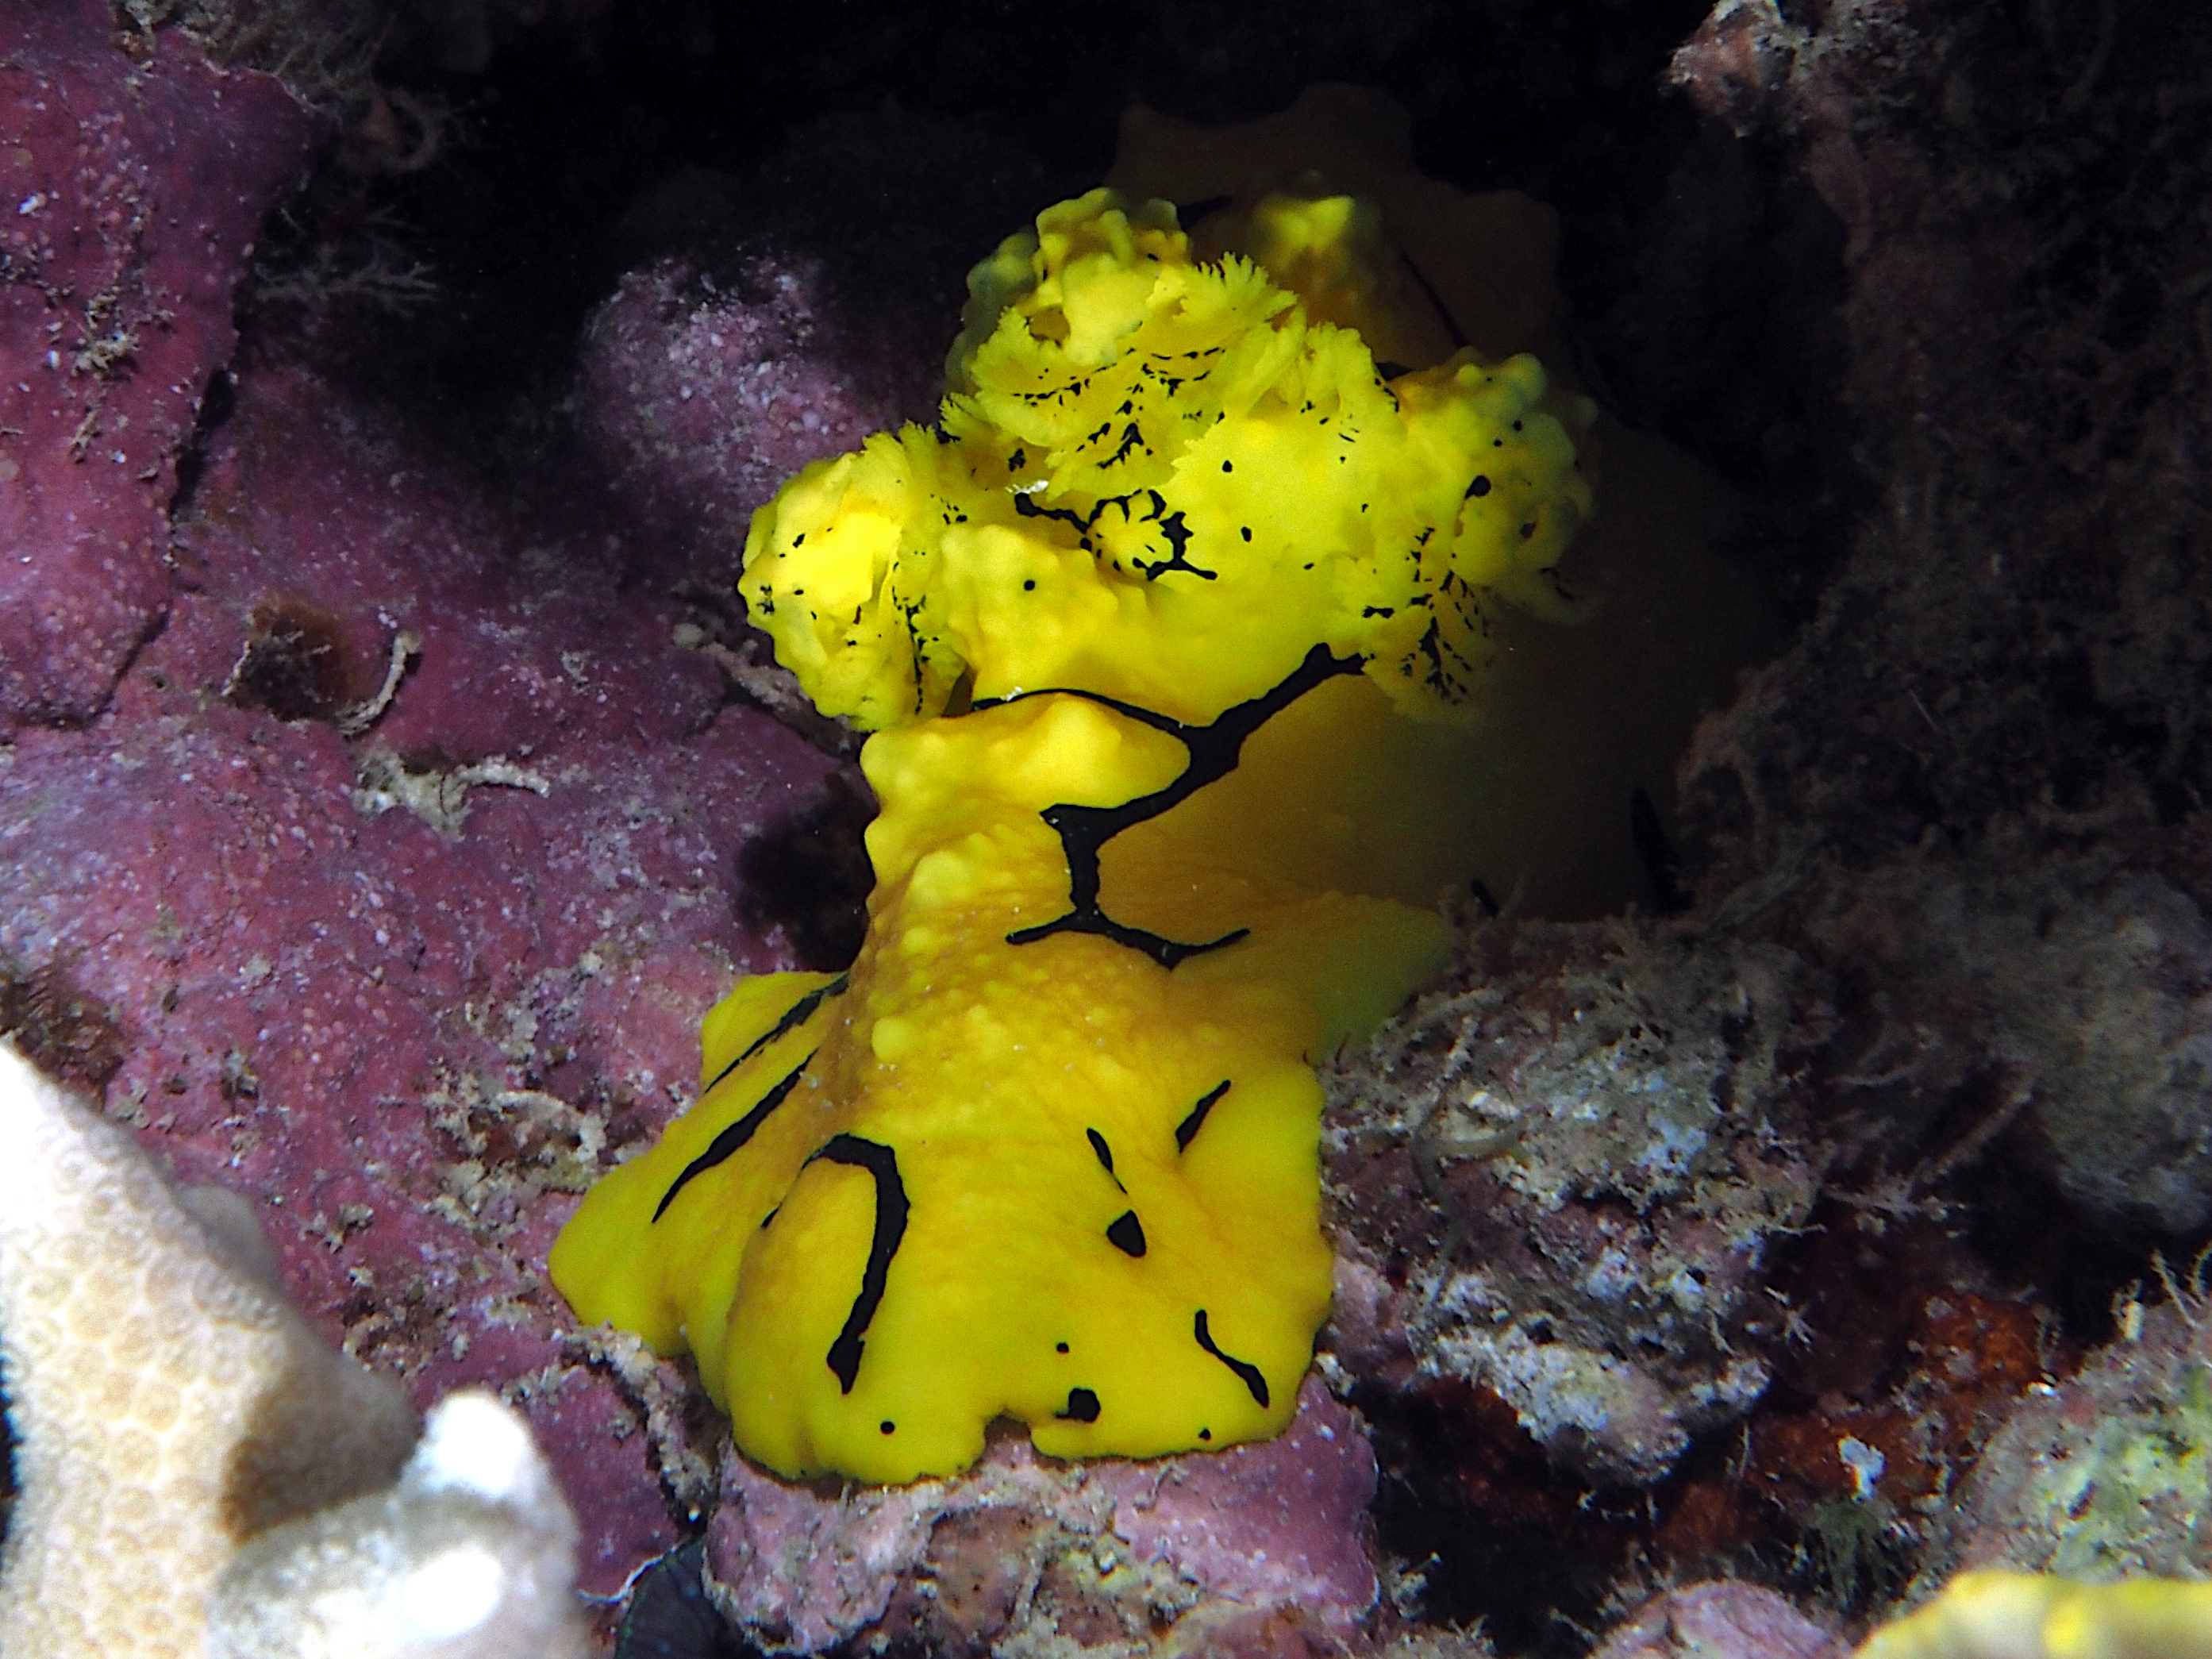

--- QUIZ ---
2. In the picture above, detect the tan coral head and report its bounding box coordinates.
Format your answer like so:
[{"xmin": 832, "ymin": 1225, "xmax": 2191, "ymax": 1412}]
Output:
[{"xmin": 0, "ymin": 1041, "xmax": 587, "ymax": 1658}]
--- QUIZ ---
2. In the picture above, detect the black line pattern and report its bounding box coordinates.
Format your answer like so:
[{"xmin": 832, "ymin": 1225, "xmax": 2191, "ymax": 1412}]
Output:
[
  {"xmin": 702, "ymin": 974, "xmax": 848, "ymax": 1098},
  {"xmin": 654, "ymin": 1053, "xmax": 817, "ymax": 1222},
  {"xmin": 1194, "ymin": 1309, "xmax": 1270, "ymax": 1407},
  {"xmin": 1175, "ymin": 1080, "xmax": 1232, "ymax": 1152},
  {"xmin": 989, "ymin": 644, "xmax": 1366, "ymax": 968},
  {"xmin": 807, "ymin": 1134, "xmax": 910, "ymax": 1394},
  {"xmin": 1087, "ymin": 1126, "xmax": 1118, "ymax": 1179},
  {"xmin": 1011, "ymin": 487, "xmax": 1214, "ymax": 581}
]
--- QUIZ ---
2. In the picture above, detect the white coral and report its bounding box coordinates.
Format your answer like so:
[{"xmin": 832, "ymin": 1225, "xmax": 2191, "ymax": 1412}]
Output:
[{"xmin": 0, "ymin": 1041, "xmax": 588, "ymax": 1658}]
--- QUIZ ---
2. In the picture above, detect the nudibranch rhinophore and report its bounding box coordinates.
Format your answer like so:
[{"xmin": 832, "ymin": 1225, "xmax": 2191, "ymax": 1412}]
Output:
[{"xmin": 552, "ymin": 166, "xmax": 1603, "ymax": 1481}]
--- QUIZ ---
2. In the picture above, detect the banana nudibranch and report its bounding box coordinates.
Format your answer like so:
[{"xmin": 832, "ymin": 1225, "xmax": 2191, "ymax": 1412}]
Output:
[{"xmin": 552, "ymin": 175, "xmax": 1602, "ymax": 1483}]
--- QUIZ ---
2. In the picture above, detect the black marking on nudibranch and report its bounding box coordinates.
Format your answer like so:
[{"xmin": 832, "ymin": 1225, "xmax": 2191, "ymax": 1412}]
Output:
[
  {"xmin": 704, "ymin": 974, "xmax": 849, "ymax": 1097},
  {"xmin": 1106, "ymin": 1210, "xmax": 1147, "ymax": 1257},
  {"xmin": 1057, "ymin": 1388, "xmax": 1102, "ymax": 1422},
  {"xmin": 807, "ymin": 1134, "xmax": 909, "ymax": 1393},
  {"xmin": 1175, "ymin": 1081, "xmax": 1232, "ymax": 1152},
  {"xmin": 994, "ymin": 644, "xmax": 1366, "ymax": 969},
  {"xmin": 1010, "ymin": 488, "xmax": 1216, "ymax": 583},
  {"xmin": 1194, "ymin": 1309, "xmax": 1270, "ymax": 1407},
  {"xmin": 1121, "ymin": 493, "xmax": 1214, "ymax": 582},
  {"xmin": 654, "ymin": 1053, "xmax": 816, "ymax": 1222},
  {"xmin": 1087, "ymin": 1126, "xmax": 1128, "ymax": 1192}
]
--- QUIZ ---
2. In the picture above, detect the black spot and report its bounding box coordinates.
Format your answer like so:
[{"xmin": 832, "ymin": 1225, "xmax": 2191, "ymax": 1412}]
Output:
[
  {"xmin": 1087, "ymin": 1127, "xmax": 1114, "ymax": 1173},
  {"xmin": 1194, "ymin": 1309, "xmax": 1269, "ymax": 1407},
  {"xmin": 654, "ymin": 1053, "xmax": 816, "ymax": 1222},
  {"xmin": 1175, "ymin": 1080, "xmax": 1231, "ymax": 1152},
  {"xmin": 1057, "ymin": 1388, "xmax": 1102, "ymax": 1422},
  {"xmin": 1022, "ymin": 579, "xmax": 1036, "ymax": 591},
  {"xmin": 1240, "ymin": 525, "xmax": 1252, "ymax": 541},
  {"xmin": 1465, "ymin": 475, "xmax": 1492, "ymax": 498},
  {"xmin": 1220, "ymin": 460, "xmax": 1233, "ymax": 472},
  {"xmin": 1056, "ymin": 1341, "xmax": 1070, "ymax": 1353},
  {"xmin": 879, "ymin": 1420, "xmax": 895, "ymax": 1434},
  {"xmin": 1106, "ymin": 1210, "xmax": 1147, "ymax": 1257},
  {"xmin": 1198, "ymin": 1428, "xmax": 1211, "ymax": 1441}
]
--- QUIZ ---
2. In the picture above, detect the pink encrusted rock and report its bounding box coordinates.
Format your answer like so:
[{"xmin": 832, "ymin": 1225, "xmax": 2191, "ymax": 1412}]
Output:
[
  {"xmin": 571, "ymin": 108, "xmax": 1061, "ymax": 587},
  {"xmin": 0, "ymin": 339, "xmax": 857, "ymax": 1595},
  {"xmin": 705, "ymin": 1375, "xmax": 1379, "ymax": 1656},
  {"xmin": 1591, "ymin": 1581, "xmax": 1848, "ymax": 1659},
  {"xmin": 0, "ymin": 0, "xmax": 316, "ymax": 729},
  {"xmin": 161, "ymin": 356, "xmax": 729, "ymax": 763},
  {"xmin": 575, "ymin": 252, "xmax": 939, "ymax": 571},
  {"xmin": 1323, "ymin": 921, "xmax": 1820, "ymax": 1488},
  {"xmin": 1086, "ymin": 1384, "xmax": 1379, "ymax": 1622}
]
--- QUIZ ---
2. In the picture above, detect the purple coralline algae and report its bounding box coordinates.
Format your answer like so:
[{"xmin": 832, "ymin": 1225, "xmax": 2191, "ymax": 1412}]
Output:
[
  {"xmin": 705, "ymin": 1376, "xmax": 1379, "ymax": 1657},
  {"xmin": 1591, "ymin": 1581, "xmax": 1847, "ymax": 1659},
  {"xmin": 0, "ymin": 0, "xmax": 856, "ymax": 1607},
  {"xmin": 10, "ymin": 0, "xmax": 2212, "ymax": 1649},
  {"xmin": 0, "ymin": 0, "xmax": 314, "ymax": 729}
]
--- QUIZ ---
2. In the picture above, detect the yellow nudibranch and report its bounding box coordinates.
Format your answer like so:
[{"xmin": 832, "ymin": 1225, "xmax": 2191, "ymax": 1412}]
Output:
[{"xmin": 552, "ymin": 176, "xmax": 1598, "ymax": 1482}]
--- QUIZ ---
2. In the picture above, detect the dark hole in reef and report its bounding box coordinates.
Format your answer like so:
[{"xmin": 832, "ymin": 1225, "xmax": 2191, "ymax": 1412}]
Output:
[
  {"xmin": 733, "ymin": 769, "xmax": 877, "ymax": 972},
  {"xmin": 1656, "ymin": 1116, "xmax": 2153, "ymax": 1615},
  {"xmin": 250, "ymin": 0, "xmax": 1759, "ymax": 529},
  {"xmin": 614, "ymin": 1538, "xmax": 754, "ymax": 1659},
  {"xmin": 1628, "ymin": 784, "xmax": 1692, "ymax": 915},
  {"xmin": 223, "ymin": 599, "xmax": 356, "ymax": 725},
  {"xmin": 168, "ymin": 366, "xmax": 234, "ymax": 518},
  {"xmin": 1354, "ymin": 1376, "xmax": 1636, "ymax": 1659}
]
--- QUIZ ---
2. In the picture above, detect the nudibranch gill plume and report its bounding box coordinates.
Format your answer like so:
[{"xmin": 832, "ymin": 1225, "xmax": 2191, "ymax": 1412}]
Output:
[{"xmin": 551, "ymin": 183, "xmax": 1596, "ymax": 1482}]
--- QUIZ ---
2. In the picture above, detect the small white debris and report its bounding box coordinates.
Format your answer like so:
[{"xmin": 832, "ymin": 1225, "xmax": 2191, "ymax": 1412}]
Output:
[{"xmin": 1838, "ymin": 1434, "xmax": 1885, "ymax": 1501}]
